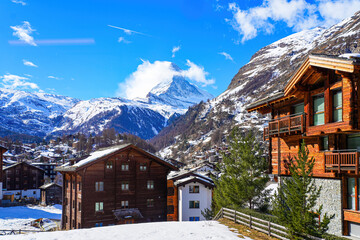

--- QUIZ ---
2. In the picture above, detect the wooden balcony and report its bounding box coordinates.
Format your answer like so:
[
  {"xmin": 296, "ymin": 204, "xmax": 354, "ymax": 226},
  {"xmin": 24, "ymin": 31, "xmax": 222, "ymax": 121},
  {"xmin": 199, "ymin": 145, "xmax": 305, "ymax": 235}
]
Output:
[
  {"xmin": 263, "ymin": 113, "xmax": 305, "ymax": 140},
  {"xmin": 324, "ymin": 151, "xmax": 360, "ymax": 174}
]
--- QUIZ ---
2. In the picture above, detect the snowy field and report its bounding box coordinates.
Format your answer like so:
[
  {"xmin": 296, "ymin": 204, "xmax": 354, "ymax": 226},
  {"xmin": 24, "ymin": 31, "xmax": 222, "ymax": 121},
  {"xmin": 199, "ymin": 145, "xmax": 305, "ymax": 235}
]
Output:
[
  {"xmin": 5, "ymin": 221, "xmax": 254, "ymax": 240},
  {"xmin": 0, "ymin": 205, "xmax": 62, "ymax": 230}
]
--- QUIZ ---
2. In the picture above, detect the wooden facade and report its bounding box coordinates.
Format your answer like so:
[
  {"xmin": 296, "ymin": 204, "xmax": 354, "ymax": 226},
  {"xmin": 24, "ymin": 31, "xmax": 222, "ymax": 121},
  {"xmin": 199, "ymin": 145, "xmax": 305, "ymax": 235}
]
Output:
[
  {"xmin": 55, "ymin": 144, "xmax": 177, "ymax": 230},
  {"xmin": 3, "ymin": 162, "xmax": 45, "ymax": 191},
  {"xmin": 40, "ymin": 182, "xmax": 62, "ymax": 205},
  {"xmin": 0, "ymin": 145, "xmax": 7, "ymax": 204},
  {"xmin": 247, "ymin": 54, "xmax": 360, "ymax": 236}
]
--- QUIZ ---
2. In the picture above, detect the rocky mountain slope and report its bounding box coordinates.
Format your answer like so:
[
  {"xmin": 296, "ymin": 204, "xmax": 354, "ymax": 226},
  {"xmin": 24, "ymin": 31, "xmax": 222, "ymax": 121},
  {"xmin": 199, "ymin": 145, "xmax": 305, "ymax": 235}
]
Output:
[
  {"xmin": 0, "ymin": 64, "xmax": 213, "ymax": 140},
  {"xmin": 151, "ymin": 11, "xmax": 360, "ymax": 161}
]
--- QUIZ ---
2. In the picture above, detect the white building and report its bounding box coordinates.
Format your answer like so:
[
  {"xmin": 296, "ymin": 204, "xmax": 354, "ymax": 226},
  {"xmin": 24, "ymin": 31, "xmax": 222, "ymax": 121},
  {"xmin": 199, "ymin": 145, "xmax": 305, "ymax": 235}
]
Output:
[{"xmin": 168, "ymin": 170, "xmax": 214, "ymax": 221}]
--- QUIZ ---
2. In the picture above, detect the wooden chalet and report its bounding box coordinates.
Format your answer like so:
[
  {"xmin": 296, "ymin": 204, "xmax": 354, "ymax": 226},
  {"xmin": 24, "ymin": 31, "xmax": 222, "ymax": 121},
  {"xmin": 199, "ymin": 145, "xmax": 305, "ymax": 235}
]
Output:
[
  {"xmin": 0, "ymin": 145, "xmax": 7, "ymax": 204},
  {"xmin": 40, "ymin": 182, "xmax": 62, "ymax": 205},
  {"xmin": 247, "ymin": 54, "xmax": 360, "ymax": 237},
  {"xmin": 55, "ymin": 144, "xmax": 177, "ymax": 230}
]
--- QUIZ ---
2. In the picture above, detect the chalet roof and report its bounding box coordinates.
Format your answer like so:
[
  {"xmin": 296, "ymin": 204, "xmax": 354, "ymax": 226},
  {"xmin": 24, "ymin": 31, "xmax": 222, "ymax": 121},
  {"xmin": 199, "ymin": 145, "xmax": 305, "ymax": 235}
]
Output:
[
  {"xmin": 39, "ymin": 182, "xmax": 62, "ymax": 189},
  {"xmin": 113, "ymin": 208, "xmax": 143, "ymax": 220},
  {"xmin": 174, "ymin": 176, "xmax": 214, "ymax": 188},
  {"xmin": 3, "ymin": 161, "xmax": 45, "ymax": 172},
  {"xmin": 247, "ymin": 54, "xmax": 360, "ymax": 113},
  {"xmin": 55, "ymin": 144, "xmax": 177, "ymax": 172},
  {"xmin": 168, "ymin": 169, "xmax": 213, "ymax": 183},
  {"xmin": 0, "ymin": 145, "xmax": 8, "ymax": 154}
]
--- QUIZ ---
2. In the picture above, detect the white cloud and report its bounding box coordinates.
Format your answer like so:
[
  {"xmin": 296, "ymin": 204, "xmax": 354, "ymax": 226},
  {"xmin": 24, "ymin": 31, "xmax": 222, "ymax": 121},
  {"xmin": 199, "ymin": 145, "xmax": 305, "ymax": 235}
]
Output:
[
  {"xmin": 9, "ymin": 38, "xmax": 95, "ymax": 46},
  {"xmin": 10, "ymin": 21, "xmax": 36, "ymax": 46},
  {"xmin": 23, "ymin": 59, "xmax": 38, "ymax": 67},
  {"xmin": 219, "ymin": 52, "xmax": 234, "ymax": 61},
  {"xmin": 118, "ymin": 37, "xmax": 131, "ymax": 44},
  {"xmin": 48, "ymin": 76, "xmax": 61, "ymax": 80},
  {"xmin": 117, "ymin": 60, "xmax": 215, "ymax": 99},
  {"xmin": 108, "ymin": 25, "xmax": 152, "ymax": 37},
  {"xmin": 11, "ymin": 0, "xmax": 26, "ymax": 5},
  {"xmin": 0, "ymin": 74, "xmax": 39, "ymax": 90},
  {"xmin": 227, "ymin": 0, "xmax": 360, "ymax": 42},
  {"xmin": 172, "ymin": 46, "xmax": 181, "ymax": 58}
]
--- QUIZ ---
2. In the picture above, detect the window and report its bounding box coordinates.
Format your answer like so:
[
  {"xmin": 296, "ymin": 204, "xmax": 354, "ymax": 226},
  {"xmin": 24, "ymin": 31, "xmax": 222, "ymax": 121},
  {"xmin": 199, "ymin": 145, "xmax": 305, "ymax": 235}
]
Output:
[
  {"xmin": 147, "ymin": 180, "xmax": 154, "ymax": 190},
  {"xmin": 95, "ymin": 182, "xmax": 104, "ymax": 191},
  {"xmin": 121, "ymin": 182, "xmax": 129, "ymax": 191},
  {"xmin": 79, "ymin": 183, "xmax": 81, "ymax": 191},
  {"xmin": 78, "ymin": 202, "xmax": 81, "ymax": 212},
  {"xmin": 332, "ymin": 90, "xmax": 342, "ymax": 122},
  {"xmin": 348, "ymin": 178, "xmax": 356, "ymax": 210},
  {"xmin": 313, "ymin": 95, "xmax": 325, "ymax": 126},
  {"xmin": 189, "ymin": 185, "xmax": 200, "ymax": 193},
  {"xmin": 95, "ymin": 202, "xmax": 103, "ymax": 212},
  {"xmin": 347, "ymin": 134, "xmax": 360, "ymax": 150},
  {"xmin": 147, "ymin": 199, "xmax": 154, "ymax": 207},
  {"xmin": 106, "ymin": 161, "xmax": 113, "ymax": 169},
  {"xmin": 72, "ymin": 200, "xmax": 75, "ymax": 208},
  {"xmin": 167, "ymin": 205, "xmax": 174, "ymax": 214},
  {"xmin": 95, "ymin": 223, "xmax": 103, "ymax": 227},
  {"xmin": 167, "ymin": 187, "xmax": 174, "ymax": 196},
  {"xmin": 189, "ymin": 201, "xmax": 200, "ymax": 209},
  {"xmin": 121, "ymin": 200, "xmax": 129, "ymax": 208},
  {"xmin": 320, "ymin": 136, "xmax": 329, "ymax": 151},
  {"xmin": 78, "ymin": 223, "xmax": 81, "ymax": 229},
  {"xmin": 140, "ymin": 163, "xmax": 147, "ymax": 171},
  {"xmin": 292, "ymin": 103, "xmax": 304, "ymax": 115},
  {"xmin": 189, "ymin": 217, "xmax": 200, "ymax": 221},
  {"xmin": 121, "ymin": 163, "xmax": 129, "ymax": 171}
]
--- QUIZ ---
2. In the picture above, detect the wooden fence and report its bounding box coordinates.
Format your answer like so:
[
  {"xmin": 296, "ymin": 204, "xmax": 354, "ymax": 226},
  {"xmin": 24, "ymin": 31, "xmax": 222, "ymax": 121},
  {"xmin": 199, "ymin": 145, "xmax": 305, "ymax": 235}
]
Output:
[
  {"xmin": 214, "ymin": 207, "xmax": 324, "ymax": 240},
  {"xmin": 0, "ymin": 229, "xmax": 42, "ymax": 235}
]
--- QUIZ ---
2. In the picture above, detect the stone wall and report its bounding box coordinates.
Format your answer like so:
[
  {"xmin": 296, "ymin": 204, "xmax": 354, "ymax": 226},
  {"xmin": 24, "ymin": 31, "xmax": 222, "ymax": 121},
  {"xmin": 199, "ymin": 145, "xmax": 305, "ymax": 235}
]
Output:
[{"xmin": 280, "ymin": 177, "xmax": 343, "ymax": 236}]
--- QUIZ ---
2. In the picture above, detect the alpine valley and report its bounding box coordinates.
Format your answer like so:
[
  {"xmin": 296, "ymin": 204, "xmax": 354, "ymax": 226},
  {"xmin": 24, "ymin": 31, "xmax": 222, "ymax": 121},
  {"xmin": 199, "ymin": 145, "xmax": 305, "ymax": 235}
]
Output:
[{"xmin": 0, "ymin": 63, "xmax": 213, "ymax": 140}]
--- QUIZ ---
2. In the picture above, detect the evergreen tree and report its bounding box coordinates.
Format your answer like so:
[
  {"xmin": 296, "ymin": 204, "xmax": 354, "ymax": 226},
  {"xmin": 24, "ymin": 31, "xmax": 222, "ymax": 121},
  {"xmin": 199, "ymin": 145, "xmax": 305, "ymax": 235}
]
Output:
[
  {"xmin": 213, "ymin": 127, "xmax": 269, "ymax": 211},
  {"xmin": 272, "ymin": 142, "xmax": 334, "ymax": 239}
]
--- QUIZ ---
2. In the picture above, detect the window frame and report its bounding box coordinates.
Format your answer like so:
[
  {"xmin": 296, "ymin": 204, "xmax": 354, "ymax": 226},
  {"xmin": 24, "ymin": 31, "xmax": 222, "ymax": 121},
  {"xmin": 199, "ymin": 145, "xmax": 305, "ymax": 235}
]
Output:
[
  {"xmin": 121, "ymin": 182, "xmax": 129, "ymax": 191},
  {"xmin": 189, "ymin": 185, "xmax": 200, "ymax": 194},
  {"xmin": 147, "ymin": 199, "xmax": 154, "ymax": 207},
  {"xmin": 313, "ymin": 94, "xmax": 325, "ymax": 126},
  {"xmin": 106, "ymin": 161, "xmax": 113, "ymax": 170},
  {"xmin": 95, "ymin": 181, "xmax": 104, "ymax": 192},
  {"xmin": 189, "ymin": 200, "xmax": 200, "ymax": 209},
  {"xmin": 140, "ymin": 163, "xmax": 147, "ymax": 171},
  {"xmin": 147, "ymin": 180, "xmax": 154, "ymax": 190},
  {"xmin": 332, "ymin": 89, "xmax": 343, "ymax": 122},
  {"xmin": 121, "ymin": 163, "xmax": 129, "ymax": 171},
  {"xmin": 95, "ymin": 202, "xmax": 104, "ymax": 212}
]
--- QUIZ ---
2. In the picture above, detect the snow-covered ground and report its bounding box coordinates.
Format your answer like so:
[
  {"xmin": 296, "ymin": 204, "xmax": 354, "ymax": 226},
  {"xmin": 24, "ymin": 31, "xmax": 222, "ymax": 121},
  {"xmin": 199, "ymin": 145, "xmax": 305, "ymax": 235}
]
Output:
[
  {"xmin": 5, "ymin": 221, "xmax": 253, "ymax": 240},
  {"xmin": 0, "ymin": 205, "xmax": 62, "ymax": 230}
]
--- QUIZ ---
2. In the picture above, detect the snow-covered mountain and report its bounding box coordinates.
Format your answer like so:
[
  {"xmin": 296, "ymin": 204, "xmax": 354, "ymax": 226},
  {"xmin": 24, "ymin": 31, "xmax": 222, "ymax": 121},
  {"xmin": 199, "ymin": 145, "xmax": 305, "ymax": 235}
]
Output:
[
  {"xmin": 52, "ymin": 73, "xmax": 213, "ymax": 139},
  {"xmin": 0, "ymin": 88, "xmax": 79, "ymax": 137},
  {"xmin": 0, "ymin": 66, "xmax": 213, "ymax": 139},
  {"xmin": 151, "ymin": 11, "xmax": 360, "ymax": 161}
]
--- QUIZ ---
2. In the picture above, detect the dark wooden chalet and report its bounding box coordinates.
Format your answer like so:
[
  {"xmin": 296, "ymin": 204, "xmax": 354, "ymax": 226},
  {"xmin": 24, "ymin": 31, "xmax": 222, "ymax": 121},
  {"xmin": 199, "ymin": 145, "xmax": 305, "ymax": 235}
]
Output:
[
  {"xmin": 40, "ymin": 182, "xmax": 62, "ymax": 205},
  {"xmin": 0, "ymin": 145, "xmax": 7, "ymax": 204},
  {"xmin": 3, "ymin": 162, "xmax": 45, "ymax": 191},
  {"xmin": 55, "ymin": 143, "xmax": 177, "ymax": 230},
  {"xmin": 247, "ymin": 54, "xmax": 360, "ymax": 237}
]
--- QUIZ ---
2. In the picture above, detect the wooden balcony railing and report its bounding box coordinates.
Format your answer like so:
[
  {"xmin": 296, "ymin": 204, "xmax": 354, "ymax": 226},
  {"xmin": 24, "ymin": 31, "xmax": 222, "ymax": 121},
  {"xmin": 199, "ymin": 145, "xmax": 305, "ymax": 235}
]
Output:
[
  {"xmin": 324, "ymin": 151, "xmax": 360, "ymax": 174},
  {"xmin": 263, "ymin": 113, "xmax": 305, "ymax": 140}
]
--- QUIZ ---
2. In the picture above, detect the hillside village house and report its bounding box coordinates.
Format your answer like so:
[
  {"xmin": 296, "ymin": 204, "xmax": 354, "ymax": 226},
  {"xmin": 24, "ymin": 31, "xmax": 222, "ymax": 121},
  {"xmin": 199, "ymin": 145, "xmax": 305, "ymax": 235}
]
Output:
[
  {"xmin": 167, "ymin": 170, "xmax": 214, "ymax": 221},
  {"xmin": 2, "ymin": 162, "xmax": 45, "ymax": 201},
  {"xmin": 40, "ymin": 182, "xmax": 62, "ymax": 205},
  {"xmin": 0, "ymin": 145, "xmax": 7, "ymax": 203},
  {"xmin": 55, "ymin": 144, "xmax": 177, "ymax": 230},
  {"xmin": 247, "ymin": 54, "xmax": 360, "ymax": 237}
]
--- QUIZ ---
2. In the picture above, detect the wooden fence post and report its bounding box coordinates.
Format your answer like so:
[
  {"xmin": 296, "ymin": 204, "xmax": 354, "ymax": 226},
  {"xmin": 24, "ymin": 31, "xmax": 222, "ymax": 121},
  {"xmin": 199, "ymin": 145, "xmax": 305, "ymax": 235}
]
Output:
[
  {"xmin": 268, "ymin": 221, "xmax": 271, "ymax": 236},
  {"xmin": 234, "ymin": 210, "xmax": 237, "ymax": 223},
  {"xmin": 249, "ymin": 215, "xmax": 252, "ymax": 229}
]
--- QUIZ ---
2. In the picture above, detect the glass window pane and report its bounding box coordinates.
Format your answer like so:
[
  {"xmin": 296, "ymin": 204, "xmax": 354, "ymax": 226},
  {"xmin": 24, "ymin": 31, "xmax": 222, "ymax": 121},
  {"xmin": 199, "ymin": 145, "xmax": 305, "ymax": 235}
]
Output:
[
  {"xmin": 333, "ymin": 109, "xmax": 342, "ymax": 122},
  {"xmin": 314, "ymin": 113, "xmax": 324, "ymax": 125},
  {"xmin": 347, "ymin": 135, "xmax": 360, "ymax": 150},
  {"xmin": 293, "ymin": 103, "xmax": 304, "ymax": 114},
  {"xmin": 314, "ymin": 96, "xmax": 324, "ymax": 112},
  {"xmin": 333, "ymin": 91, "xmax": 342, "ymax": 107},
  {"xmin": 348, "ymin": 178, "xmax": 355, "ymax": 210}
]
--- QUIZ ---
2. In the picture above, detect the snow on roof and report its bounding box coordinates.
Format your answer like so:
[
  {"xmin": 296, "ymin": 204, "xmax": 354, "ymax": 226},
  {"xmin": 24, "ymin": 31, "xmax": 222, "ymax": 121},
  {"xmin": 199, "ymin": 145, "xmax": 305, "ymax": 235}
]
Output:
[
  {"xmin": 339, "ymin": 53, "xmax": 360, "ymax": 59},
  {"xmin": 39, "ymin": 182, "xmax": 62, "ymax": 189},
  {"xmin": 174, "ymin": 175, "xmax": 214, "ymax": 187},
  {"xmin": 73, "ymin": 144, "xmax": 131, "ymax": 168}
]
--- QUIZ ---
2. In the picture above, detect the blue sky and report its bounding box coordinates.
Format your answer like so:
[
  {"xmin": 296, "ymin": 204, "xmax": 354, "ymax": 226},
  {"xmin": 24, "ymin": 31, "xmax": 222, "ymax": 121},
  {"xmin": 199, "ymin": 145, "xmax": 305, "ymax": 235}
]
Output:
[{"xmin": 1, "ymin": 0, "xmax": 360, "ymax": 100}]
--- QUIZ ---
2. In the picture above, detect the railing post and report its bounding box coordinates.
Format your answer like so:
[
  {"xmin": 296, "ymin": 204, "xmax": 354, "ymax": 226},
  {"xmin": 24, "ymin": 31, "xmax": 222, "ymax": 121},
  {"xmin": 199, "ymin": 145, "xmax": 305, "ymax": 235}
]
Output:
[
  {"xmin": 338, "ymin": 152, "xmax": 341, "ymax": 173},
  {"xmin": 356, "ymin": 152, "xmax": 359, "ymax": 175},
  {"xmin": 324, "ymin": 153, "xmax": 326, "ymax": 172},
  {"xmin": 288, "ymin": 116, "xmax": 291, "ymax": 134}
]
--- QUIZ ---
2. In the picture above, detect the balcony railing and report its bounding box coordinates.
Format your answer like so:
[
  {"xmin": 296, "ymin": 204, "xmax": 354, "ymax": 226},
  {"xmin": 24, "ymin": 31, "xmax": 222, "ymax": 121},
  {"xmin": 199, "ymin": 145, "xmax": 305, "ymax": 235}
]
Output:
[
  {"xmin": 324, "ymin": 151, "xmax": 360, "ymax": 174},
  {"xmin": 263, "ymin": 113, "xmax": 305, "ymax": 140}
]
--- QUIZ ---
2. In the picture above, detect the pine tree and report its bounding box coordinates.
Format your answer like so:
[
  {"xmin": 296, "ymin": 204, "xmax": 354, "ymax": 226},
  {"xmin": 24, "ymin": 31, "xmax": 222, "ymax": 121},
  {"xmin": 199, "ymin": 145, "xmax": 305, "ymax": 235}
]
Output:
[
  {"xmin": 213, "ymin": 127, "xmax": 269, "ymax": 211},
  {"xmin": 272, "ymin": 141, "xmax": 334, "ymax": 239}
]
